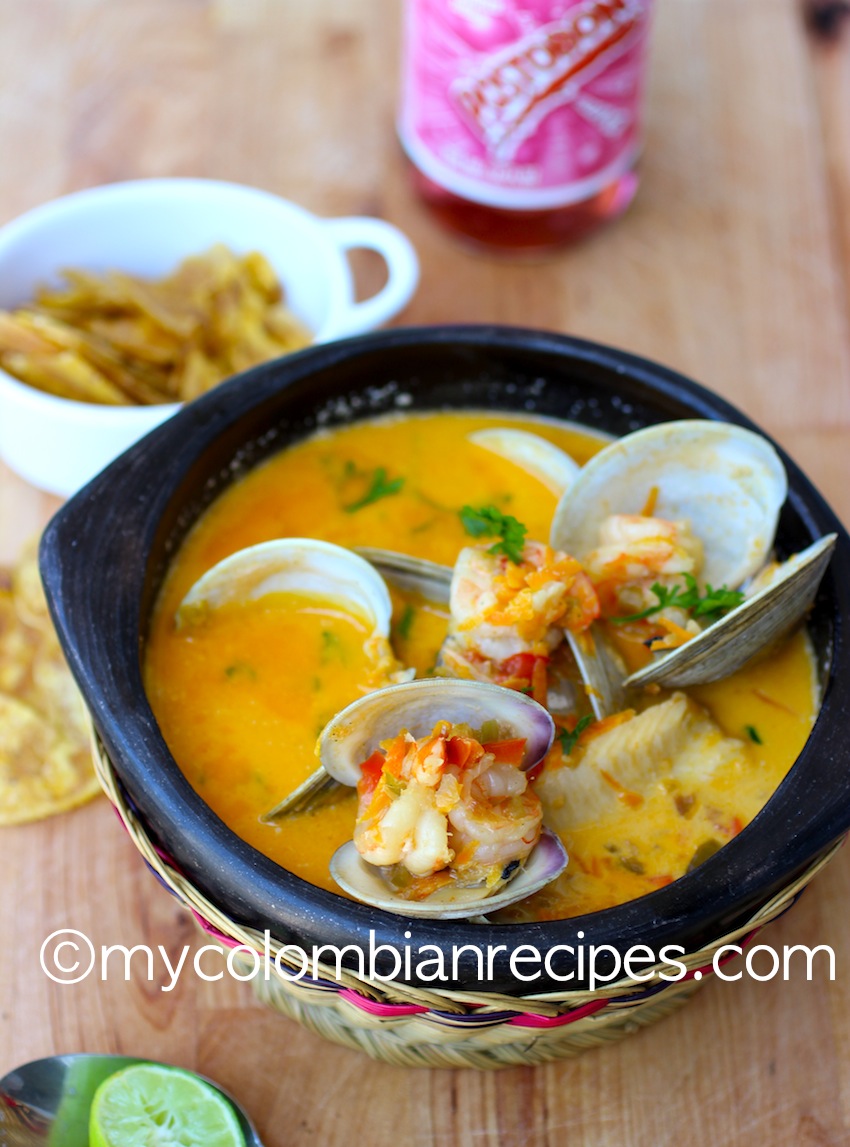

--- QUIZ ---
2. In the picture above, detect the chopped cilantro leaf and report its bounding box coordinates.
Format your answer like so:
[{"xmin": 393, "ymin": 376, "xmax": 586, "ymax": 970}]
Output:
[
  {"xmin": 395, "ymin": 604, "xmax": 415, "ymax": 641},
  {"xmin": 611, "ymin": 582, "xmax": 683, "ymax": 623},
  {"xmin": 688, "ymin": 576, "xmax": 747, "ymax": 621},
  {"xmin": 745, "ymin": 724, "xmax": 763, "ymax": 744},
  {"xmin": 558, "ymin": 714, "xmax": 593, "ymax": 756},
  {"xmin": 344, "ymin": 467, "xmax": 405, "ymax": 512},
  {"xmin": 459, "ymin": 504, "xmax": 528, "ymax": 564},
  {"xmin": 611, "ymin": 573, "xmax": 745, "ymax": 625}
]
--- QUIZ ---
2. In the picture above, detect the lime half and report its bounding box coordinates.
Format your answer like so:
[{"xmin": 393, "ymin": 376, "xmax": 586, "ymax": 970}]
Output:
[{"xmin": 89, "ymin": 1063, "xmax": 246, "ymax": 1147}]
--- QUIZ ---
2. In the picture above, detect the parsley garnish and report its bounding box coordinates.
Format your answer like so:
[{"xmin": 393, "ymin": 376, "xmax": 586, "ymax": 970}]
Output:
[
  {"xmin": 320, "ymin": 629, "xmax": 342, "ymax": 664},
  {"xmin": 395, "ymin": 604, "xmax": 415, "ymax": 641},
  {"xmin": 343, "ymin": 466, "xmax": 405, "ymax": 512},
  {"xmin": 745, "ymin": 724, "xmax": 763, "ymax": 744},
  {"xmin": 611, "ymin": 583, "xmax": 682, "ymax": 623},
  {"xmin": 459, "ymin": 504, "xmax": 528, "ymax": 564},
  {"xmin": 688, "ymin": 577, "xmax": 747, "ymax": 621},
  {"xmin": 558, "ymin": 715, "xmax": 593, "ymax": 756},
  {"xmin": 611, "ymin": 573, "xmax": 745, "ymax": 625}
]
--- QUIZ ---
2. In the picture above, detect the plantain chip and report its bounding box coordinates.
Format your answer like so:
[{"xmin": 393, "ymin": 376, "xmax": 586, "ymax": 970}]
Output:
[
  {"xmin": 11, "ymin": 534, "xmax": 50, "ymax": 629},
  {"xmin": 0, "ymin": 694, "xmax": 99, "ymax": 826},
  {"xmin": 0, "ymin": 245, "xmax": 312, "ymax": 407},
  {"xmin": 0, "ymin": 589, "xmax": 39, "ymax": 694},
  {"xmin": 0, "ymin": 537, "xmax": 100, "ymax": 826},
  {"xmin": 31, "ymin": 639, "xmax": 91, "ymax": 743},
  {"xmin": 0, "ymin": 348, "xmax": 131, "ymax": 405},
  {"xmin": 15, "ymin": 310, "xmax": 168, "ymax": 405}
]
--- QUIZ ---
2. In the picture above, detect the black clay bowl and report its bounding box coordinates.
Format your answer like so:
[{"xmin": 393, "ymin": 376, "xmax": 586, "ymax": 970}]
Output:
[{"xmin": 40, "ymin": 325, "xmax": 850, "ymax": 994}]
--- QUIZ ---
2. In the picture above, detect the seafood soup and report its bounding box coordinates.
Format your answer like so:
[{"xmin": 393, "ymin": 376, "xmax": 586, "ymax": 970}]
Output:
[{"xmin": 145, "ymin": 411, "xmax": 822, "ymax": 921}]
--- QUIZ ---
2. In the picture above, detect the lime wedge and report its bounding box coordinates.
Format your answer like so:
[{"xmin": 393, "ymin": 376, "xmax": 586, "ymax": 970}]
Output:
[
  {"xmin": 89, "ymin": 1063, "xmax": 246, "ymax": 1147},
  {"xmin": 50, "ymin": 1057, "xmax": 147, "ymax": 1147}
]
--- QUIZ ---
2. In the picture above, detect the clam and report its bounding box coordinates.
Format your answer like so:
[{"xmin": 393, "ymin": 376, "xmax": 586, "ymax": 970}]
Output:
[
  {"xmin": 177, "ymin": 537, "xmax": 392, "ymax": 633},
  {"xmin": 319, "ymin": 676, "xmax": 554, "ymax": 783},
  {"xmin": 469, "ymin": 428, "xmax": 581, "ymax": 496},
  {"xmin": 176, "ymin": 538, "xmax": 397, "ymax": 821},
  {"xmin": 355, "ymin": 547, "xmax": 625, "ymax": 720},
  {"xmin": 624, "ymin": 533, "xmax": 837, "ymax": 688},
  {"xmin": 319, "ymin": 678, "xmax": 566, "ymax": 918},
  {"xmin": 550, "ymin": 419, "xmax": 787, "ymax": 590},
  {"xmin": 330, "ymin": 828, "xmax": 567, "ymax": 919},
  {"xmin": 550, "ymin": 420, "xmax": 834, "ymax": 687}
]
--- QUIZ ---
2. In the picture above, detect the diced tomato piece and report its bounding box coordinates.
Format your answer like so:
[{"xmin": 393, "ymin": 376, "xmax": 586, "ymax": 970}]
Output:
[
  {"xmin": 357, "ymin": 750, "xmax": 386, "ymax": 798},
  {"xmin": 446, "ymin": 736, "xmax": 482, "ymax": 769},
  {"xmin": 482, "ymin": 738, "xmax": 527, "ymax": 767},
  {"xmin": 499, "ymin": 652, "xmax": 538, "ymax": 680}
]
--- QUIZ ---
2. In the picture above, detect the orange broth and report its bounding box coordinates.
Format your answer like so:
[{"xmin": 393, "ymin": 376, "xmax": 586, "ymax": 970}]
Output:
[{"xmin": 144, "ymin": 411, "xmax": 818, "ymax": 917}]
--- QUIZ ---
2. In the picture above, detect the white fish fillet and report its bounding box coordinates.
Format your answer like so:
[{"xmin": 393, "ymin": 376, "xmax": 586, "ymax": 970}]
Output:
[{"xmin": 538, "ymin": 693, "xmax": 745, "ymax": 834}]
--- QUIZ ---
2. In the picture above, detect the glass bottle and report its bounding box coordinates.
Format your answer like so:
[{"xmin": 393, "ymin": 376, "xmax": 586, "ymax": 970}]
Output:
[{"xmin": 398, "ymin": 0, "xmax": 654, "ymax": 255}]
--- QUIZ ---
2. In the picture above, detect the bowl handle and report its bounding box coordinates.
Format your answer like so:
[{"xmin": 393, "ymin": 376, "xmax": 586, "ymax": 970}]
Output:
[{"xmin": 323, "ymin": 217, "xmax": 419, "ymax": 336}]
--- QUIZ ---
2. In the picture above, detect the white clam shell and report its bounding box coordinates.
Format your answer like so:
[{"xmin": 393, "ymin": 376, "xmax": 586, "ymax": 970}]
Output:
[
  {"xmin": 469, "ymin": 428, "xmax": 580, "ymax": 496},
  {"xmin": 176, "ymin": 538, "xmax": 392, "ymax": 635},
  {"xmin": 550, "ymin": 420, "xmax": 788, "ymax": 589},
  {"xmin": 329, "ymin": 827, "xmax": 568, "ymax": 919},
  {"xmin": 319, "ymin": 677, "xmax": 555, "ymax": 787}
]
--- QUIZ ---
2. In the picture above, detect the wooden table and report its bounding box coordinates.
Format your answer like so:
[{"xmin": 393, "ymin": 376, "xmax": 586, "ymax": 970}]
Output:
[{"xmin": 2, "ymin": 1, "xmax": 850, "ymax": 1143}]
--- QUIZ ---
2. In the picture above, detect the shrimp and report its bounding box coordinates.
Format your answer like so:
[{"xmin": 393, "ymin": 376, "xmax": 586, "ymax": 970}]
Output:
[
  {"xmin": 448, "ymin": 761, "xmax": 542, "ymax": 877},
  {"xmin": 584, "ymin": 514, "xmax": 703, "ymax": 585},
  {"xmin": 352, "ymin": 723, "xmax": 542, "ymax": 888},
  {"xmin": 441, "ymin": 540, "xmax": 599, "ymax": 692},
  {"xmin": 583, "ymin": 514, "xmax": 703, "ymax": 632},
  {"xmin": 355, "ymin": 779, "xmax": 452, "ymax": 876}
]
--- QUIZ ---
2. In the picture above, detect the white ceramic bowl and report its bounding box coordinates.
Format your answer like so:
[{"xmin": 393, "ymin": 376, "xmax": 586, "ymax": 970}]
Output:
[{"xmin": 0, "ymin": 178, "xmax": 420, "ymax": 496}]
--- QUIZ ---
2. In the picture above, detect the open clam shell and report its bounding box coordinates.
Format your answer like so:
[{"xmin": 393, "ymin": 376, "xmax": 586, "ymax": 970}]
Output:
[
  {"xmin": 176, "ymin": 537, "xmax": 392, "ymax": 634},
  {"xmin": 625, "ymin": 534, "xmax": 837, "ymax": 688},
  {"xmin": 263, "ymin": 665, "xmax": 558, "ymax": 821},
  {"xmin": 330, "ymin": 827, "xmax": 567, "ymax": 919},
  {"xmin": 319, "ymin": 677, "xmax": 555, "ymax": 786},
  {"xmin": 550, "ymin": 420, "xmax": 788, "ymax": 590},
  {"xmin": 469, "ymin": 428, "xmax": 581, "ymax": 496},
  {"xmin": 177, "ymin": 539, "xmax": 396, "ymax": 824},
  {"xmin": 565, "ymin": 630, "xmax": 627, "ymax": 721},
  {"xmin": 321, "ymin": 679, "xmax": 561, "ymax": 918},
  {"xmin": 354, "ymin": 547, "xmax": 451, "ymax": 603}
]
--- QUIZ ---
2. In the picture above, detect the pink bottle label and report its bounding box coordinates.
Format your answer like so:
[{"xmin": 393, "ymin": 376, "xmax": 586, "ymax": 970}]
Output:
[{"xmin": 399, "ymin": 0, "xmax": 652, "ymax": 209}]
